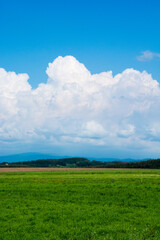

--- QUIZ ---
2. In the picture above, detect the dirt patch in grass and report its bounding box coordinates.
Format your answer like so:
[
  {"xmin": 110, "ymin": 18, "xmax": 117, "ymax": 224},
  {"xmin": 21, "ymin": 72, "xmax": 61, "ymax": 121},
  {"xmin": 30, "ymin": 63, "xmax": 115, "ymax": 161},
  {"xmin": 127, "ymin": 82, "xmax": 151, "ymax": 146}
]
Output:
[{"xmin": 0, "ymin": 167, "xmax": 152, "ymax": 172}]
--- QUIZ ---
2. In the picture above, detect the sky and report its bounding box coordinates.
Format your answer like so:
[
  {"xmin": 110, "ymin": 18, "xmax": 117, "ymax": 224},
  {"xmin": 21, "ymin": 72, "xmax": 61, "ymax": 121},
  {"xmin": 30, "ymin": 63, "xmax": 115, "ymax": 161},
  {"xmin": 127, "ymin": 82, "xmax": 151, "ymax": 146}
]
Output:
[{"xmin": 0, "ymin": 0, "xmax": 160, "ymax": 158}]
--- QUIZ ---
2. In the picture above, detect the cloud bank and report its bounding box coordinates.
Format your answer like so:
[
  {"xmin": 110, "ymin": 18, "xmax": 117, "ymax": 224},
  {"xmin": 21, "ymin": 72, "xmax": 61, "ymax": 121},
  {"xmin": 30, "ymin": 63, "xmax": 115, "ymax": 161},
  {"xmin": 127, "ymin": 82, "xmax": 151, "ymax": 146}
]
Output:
[{"xmin": 0, "ymin": 56, "xmax": 160, "ymax": 158}]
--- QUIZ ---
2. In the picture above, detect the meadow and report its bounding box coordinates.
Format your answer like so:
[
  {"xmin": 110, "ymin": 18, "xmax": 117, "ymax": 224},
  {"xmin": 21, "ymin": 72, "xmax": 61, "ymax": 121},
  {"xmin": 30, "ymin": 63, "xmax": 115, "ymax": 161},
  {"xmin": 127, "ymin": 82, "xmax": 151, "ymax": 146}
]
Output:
[{"xmin": 0, "ymin": 169, "xmax": 160, "ymax": 240}]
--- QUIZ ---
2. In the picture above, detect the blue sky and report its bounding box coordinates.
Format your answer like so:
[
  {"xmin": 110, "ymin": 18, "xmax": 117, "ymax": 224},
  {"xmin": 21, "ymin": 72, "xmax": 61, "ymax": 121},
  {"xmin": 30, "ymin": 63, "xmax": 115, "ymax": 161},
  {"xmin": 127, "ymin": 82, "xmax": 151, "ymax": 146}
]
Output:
[
  {"xmin": 1, "ymin": 0, "xmax": 160, "ymax": 87},
  {"xmin": 0, "ymin": 0, "xmax": 160, "ymax": 158}
]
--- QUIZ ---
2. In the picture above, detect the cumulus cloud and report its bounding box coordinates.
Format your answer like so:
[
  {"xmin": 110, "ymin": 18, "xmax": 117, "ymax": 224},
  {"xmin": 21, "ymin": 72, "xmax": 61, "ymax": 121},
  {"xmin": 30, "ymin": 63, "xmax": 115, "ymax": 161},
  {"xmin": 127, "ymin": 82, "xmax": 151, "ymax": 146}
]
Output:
[
  {"xmin": 0, "ymin": 55, "xmax": 160, "ymax": 157},
  {"xmin": 137, "ymin": 50, "xmax": 160, "ymax": 62}
]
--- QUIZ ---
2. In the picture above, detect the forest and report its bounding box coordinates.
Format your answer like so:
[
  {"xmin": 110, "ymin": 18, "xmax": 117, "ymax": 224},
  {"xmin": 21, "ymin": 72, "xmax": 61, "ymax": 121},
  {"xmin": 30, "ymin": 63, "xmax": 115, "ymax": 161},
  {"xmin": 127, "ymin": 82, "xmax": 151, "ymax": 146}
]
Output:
[{"xmin": 1, "ymin": 157, "xmax": 160, "ymax": 169}]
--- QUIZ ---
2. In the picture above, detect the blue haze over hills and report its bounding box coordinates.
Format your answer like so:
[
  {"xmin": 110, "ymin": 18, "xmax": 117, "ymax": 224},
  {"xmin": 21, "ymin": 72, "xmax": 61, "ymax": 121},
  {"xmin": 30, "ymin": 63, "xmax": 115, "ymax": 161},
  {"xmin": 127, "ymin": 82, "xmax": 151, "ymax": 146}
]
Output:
[{"xmin": 0, "ymin": 152, "xmax": 147, "ymax": 163}]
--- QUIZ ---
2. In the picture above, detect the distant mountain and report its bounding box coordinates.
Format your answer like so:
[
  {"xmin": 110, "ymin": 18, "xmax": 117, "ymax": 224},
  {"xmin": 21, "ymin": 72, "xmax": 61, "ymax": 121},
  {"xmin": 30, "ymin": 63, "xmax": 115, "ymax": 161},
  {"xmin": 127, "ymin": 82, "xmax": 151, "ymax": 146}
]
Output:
[
  {"xmin": 0, "ymin": 152, "xmax": 147, "ymax": 163},
  {"xmin": 0, "ymin": 152, "xmax": 65, "ymax": 163},
  {"xmin": 88, "ymin": 157, "xmax": 141, "ymax": 162}
]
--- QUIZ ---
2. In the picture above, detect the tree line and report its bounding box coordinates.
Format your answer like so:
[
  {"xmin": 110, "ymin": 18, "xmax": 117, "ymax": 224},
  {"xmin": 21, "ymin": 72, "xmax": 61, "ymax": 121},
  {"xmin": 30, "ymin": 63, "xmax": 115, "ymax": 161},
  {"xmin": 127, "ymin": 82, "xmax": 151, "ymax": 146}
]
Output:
[{"xmin": 1, "ymin": 157, "xmax": 160, "ymax": 168}]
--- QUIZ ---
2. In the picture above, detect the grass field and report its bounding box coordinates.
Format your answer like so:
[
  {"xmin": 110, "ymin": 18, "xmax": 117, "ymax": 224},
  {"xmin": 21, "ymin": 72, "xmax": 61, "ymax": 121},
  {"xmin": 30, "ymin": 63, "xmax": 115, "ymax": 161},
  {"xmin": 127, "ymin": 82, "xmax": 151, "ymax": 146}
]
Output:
[{"xmin": 0, "ymin": 169, "xmax": 160, "ymax": 240}]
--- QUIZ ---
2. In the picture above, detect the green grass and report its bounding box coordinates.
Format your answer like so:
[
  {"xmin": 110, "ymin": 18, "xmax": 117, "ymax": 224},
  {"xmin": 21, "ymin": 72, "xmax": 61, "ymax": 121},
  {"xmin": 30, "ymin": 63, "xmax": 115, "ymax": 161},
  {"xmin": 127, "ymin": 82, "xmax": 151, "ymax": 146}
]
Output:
[{"xmin": 0, "ymin": 170, "xmax": 160, "ymax": 239}]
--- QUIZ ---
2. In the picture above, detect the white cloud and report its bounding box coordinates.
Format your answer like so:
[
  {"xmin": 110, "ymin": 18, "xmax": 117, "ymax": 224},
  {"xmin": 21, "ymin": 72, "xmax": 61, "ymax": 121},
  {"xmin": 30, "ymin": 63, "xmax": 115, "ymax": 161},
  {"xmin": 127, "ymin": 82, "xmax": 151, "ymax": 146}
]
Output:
[
  {"xmin": 0, "ymin": 55, "xmax": 160, "ymax": 157},
  {"xmin": 137, "ymin": 50, "xmax": 160, "ymax": 62},
  {"xmin": 81, "ymin": 121, "xmax": 106, "ymax": 138}
]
